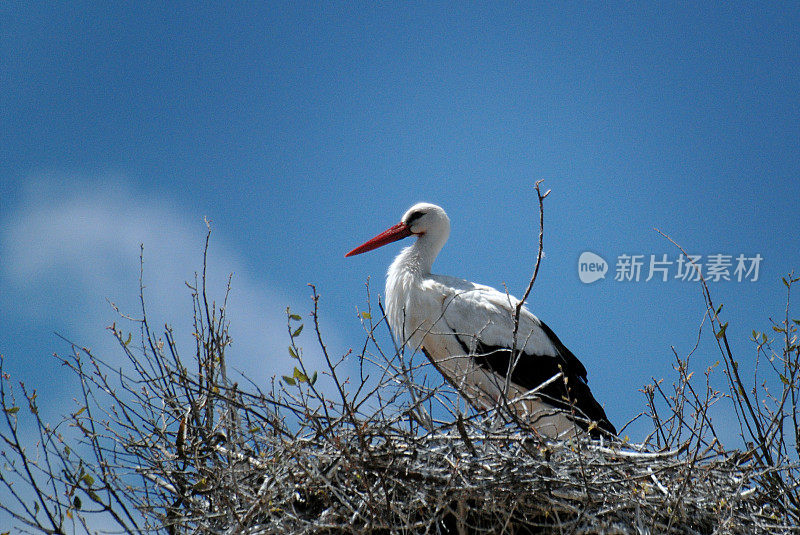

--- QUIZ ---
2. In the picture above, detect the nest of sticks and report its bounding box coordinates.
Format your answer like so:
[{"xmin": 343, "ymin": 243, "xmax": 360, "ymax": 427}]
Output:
[{"xmin": 207, "ymin": 421, "xmax": 783, "ymax": 535}]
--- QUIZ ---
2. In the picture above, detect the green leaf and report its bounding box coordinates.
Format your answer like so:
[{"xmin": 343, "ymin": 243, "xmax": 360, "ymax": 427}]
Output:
[
  {"xmin": 82, "ymin": 474, "xmax": 94, "ymax": 486},
  {"xmin": 780, "ymin": 374, "xmax": 790, "ymax": 385},
  {"xmin": 762, "ymin": 332, "xmax": 768, "ymax": 343},
  {"xmin": 74, "ymin": 406, "xmax": 87, "ymax": 417},
  {"xmin": 293, "ymin": 367, "xmax": 307, "ymax": 382},
  {"xmin": 292, "ymin": 325, "xmax": 304, "ymax": 338},
  {"xmin": 123, "ymin": 332, "xmax": 132, "ymax": 347},
  {"xmin": 716, "ymin": 322, "xmax": 728, "ymax": 339},
  {"xmin": 310, "ymin": 371, "xmax": 318, "ymax": 385},
  {"xmin": 73, "ymin": 495, "xmax": 82, "ymax": 510},
  {"xmin": 361, "ymin": 312, "xmax": 372, "ymax": 319},
  {"xmin": 6, "ymin": 406, "xmax": 19, "ymax": 414},
  {"xmin": 289, "ymin": 314, "xmax": 302, "ymax": 321},
  {"xmin": 282, "ymin": 375, "xmax": 296, "ymax": 386},
  {"xmin": 715, "ymin": 303, "xmax": 724, "ymax": 316},
  {"xmin": 783, "ymin": 277, "xmax": 789, "ymax": 288},
  {"xmin": 773, "ymin": 326, "xmax": 786, "ymax": 333},
  {"xmin": 288, "ymin": 347, "xmax": 298, "ymax": 359}
]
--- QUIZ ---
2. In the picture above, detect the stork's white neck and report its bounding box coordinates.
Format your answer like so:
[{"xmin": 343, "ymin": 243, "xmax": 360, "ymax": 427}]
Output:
[
  {"xmin": 385, "ymin": 230, "xmax": 449, "ymax": 345},
  {"xmin": 389, "ymin": 230, "xmax": 448, "ymax": 278}
]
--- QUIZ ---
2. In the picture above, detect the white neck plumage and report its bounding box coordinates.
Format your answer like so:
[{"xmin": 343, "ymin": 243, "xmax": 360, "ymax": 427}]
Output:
[
  {"xmin": 389, "ymin": 229, "xmax": 449, "ymax": 279},
  {"xmin": 385, "ymin": 233, "xmax": 446, "ymax": 345}
]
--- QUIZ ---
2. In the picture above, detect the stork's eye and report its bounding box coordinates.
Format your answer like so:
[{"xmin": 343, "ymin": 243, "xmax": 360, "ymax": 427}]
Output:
[{"xmin": 406, "ymin": 211, "xmax": 424, "ymax": 225}]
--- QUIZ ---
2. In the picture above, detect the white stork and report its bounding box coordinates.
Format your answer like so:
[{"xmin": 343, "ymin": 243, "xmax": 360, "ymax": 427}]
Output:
[{"xmin": 346, "ymin": 202, "xmax": 616, "ymax": 440}]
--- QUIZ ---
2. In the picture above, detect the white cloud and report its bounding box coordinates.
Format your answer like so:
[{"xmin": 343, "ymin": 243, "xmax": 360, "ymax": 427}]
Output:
[{"xmin": 0, "ymin": 173, "xmax": 329, "ymax": 385}]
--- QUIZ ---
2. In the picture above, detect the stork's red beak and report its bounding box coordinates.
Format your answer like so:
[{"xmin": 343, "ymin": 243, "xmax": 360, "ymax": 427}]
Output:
[{"xmin": 345, "ymin": 222, "xmax": 414, "ymax": 257}]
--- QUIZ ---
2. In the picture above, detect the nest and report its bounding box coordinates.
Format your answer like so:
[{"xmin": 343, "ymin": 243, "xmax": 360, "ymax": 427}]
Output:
[{"xmin": 168, "ymin": 419, "xmax": 784, "ymax": 535}]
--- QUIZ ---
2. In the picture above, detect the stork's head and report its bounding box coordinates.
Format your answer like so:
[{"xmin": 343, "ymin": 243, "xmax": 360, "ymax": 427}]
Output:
[{"xmin": 345, "ymin": 202, "xmax": 450, "ymax": 257}]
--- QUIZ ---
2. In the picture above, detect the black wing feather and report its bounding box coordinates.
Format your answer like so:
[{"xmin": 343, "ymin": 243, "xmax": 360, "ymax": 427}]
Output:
[{"xmin": 454, "ymin": 319, "xmax": 616, "ymax": 437}]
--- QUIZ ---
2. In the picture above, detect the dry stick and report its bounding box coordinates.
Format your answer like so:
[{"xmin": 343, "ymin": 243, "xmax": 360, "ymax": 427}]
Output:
[
  {"xmin": 138, "ymin": 244, "xmax": 170, "ymax": 397},
  {"xmin": 655, "ymin": 228, "xmax": 800, "ymax": 519},
  {"xmin": 510, "ymin": 180, "xmax": 550, "ymax": 378},
  {"xmin": 654, "ymin": 230, "xmax": 767, "ymax": 450},
  {"xmin": 667, "ymin": 347, "xmax": 719, "ymax": 450},
  {"xmin": 781, "ymin": 274, "xmax": 800, "ymax": 461},
  {"xmin": 778, "ymin": 274, "xmax": 800, "ymax": 516},
  {"xmin": 308, "ymin": 284, "xmax": 368, "ymax": 452},
  {"xmin": 499, "ymin": 180, "xmax": 558, "ymax": 434},
  {"xmin": 0, "ymin": 358, "xmax": 66, "ymax": 534},
  {"xmin": 664, "ymin": 377, "xmax": 709, "ymax": 533},
  {"xmin": 372, "ymin": 302, "xmax": 436, "ymax": 432},
  {"xmin": 642, "ymin": 381, "xmax": 667, "ymax": 447},
  {"xmin": 200, "ymin": 224, "xmax": 218, "ymax": 435},
  {"xmin": 120, "ymin": 237, "xmax": 234, "ymax": 529},
  {"xmin": 21, "ymin": 384, "xmax": 66, "ymax": 524},
  {"xmin": 669, "ymin": 308, "xmax": 723, "ymax": 449},
  {"xmin": 286, "ymin": 308, "xmax": 333, "ymax": 430},
  {"xmin": 360, "ymin": 301, "xmax": 423, "ymax": 419},
  {"xmin": 68, "ymin": 361, "xmax": 140, "ymax": 531}
]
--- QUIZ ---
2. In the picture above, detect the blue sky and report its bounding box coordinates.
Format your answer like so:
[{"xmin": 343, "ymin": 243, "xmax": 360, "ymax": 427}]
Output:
[{"xmin": 1, "ymin": 0, "xmax": 798, "ymax": 482}]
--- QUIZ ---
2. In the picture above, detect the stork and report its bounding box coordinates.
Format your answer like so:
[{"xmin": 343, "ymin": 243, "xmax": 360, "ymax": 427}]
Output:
[{"xmin": 346, "ymin": 203, "xmax": 616, "ymax": 440}]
